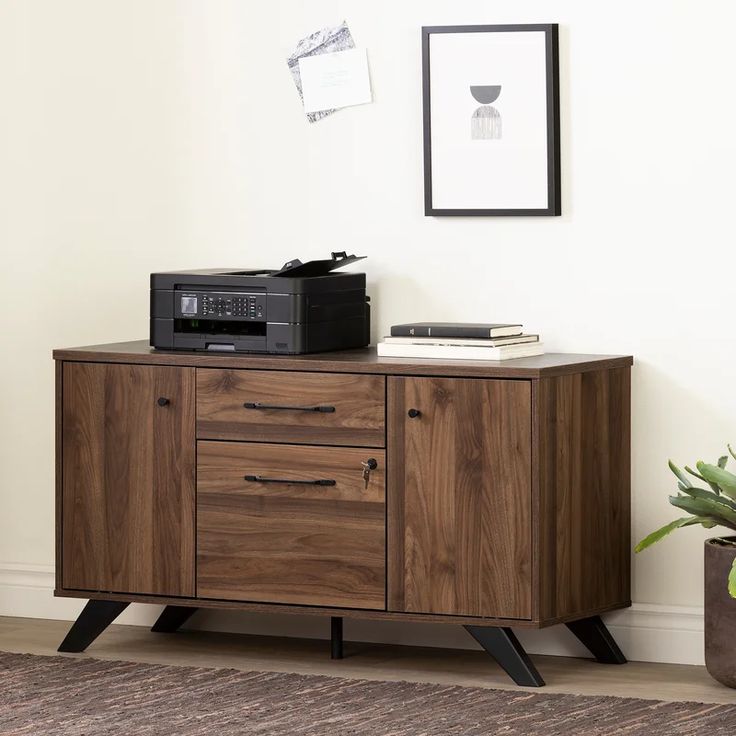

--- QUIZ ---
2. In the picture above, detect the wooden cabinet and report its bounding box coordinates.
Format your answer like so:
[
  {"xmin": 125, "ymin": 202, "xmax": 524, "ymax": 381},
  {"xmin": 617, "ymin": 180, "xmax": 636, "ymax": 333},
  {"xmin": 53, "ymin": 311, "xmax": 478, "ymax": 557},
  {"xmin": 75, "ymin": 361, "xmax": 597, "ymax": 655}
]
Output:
[
  {"xmin": 61, "ymin": 362, "xmax": 195, "ymax": 596},
  {"xmin": 388, "ymin": 377, "xmax": 532, "ymax": 619},
  {"xmin": 54, "ymin": 342, "xmax": 633, "ymax": 686}
]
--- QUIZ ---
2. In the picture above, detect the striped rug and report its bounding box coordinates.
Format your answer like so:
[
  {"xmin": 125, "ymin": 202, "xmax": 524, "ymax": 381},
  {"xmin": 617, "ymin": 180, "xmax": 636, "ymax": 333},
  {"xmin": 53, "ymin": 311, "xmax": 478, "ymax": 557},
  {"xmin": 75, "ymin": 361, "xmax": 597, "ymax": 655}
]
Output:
[{"xmin": 1, "ymin": 651, "xmax": 734, "ymax": 735}]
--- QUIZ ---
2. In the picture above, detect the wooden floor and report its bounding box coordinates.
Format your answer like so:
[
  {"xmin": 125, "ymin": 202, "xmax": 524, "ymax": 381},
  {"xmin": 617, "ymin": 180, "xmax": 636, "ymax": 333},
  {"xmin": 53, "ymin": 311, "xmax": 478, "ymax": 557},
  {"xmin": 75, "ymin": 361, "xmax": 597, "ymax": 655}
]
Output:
[{"xmin": 1, "ymin": 616, "xmax": 734, "ymax": 705}]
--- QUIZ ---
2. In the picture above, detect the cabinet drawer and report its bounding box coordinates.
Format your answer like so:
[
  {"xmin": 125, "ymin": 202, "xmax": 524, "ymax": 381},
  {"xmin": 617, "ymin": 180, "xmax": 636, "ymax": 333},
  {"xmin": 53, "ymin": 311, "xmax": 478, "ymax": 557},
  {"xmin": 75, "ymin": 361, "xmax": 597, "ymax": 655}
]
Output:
[
  {"xmin": 197, "ymin": 441, "xmax": 386, "ymax": 609},
  {"xmin": 197, "ymin": 369, "xmax": 385, "ymax": 447}
]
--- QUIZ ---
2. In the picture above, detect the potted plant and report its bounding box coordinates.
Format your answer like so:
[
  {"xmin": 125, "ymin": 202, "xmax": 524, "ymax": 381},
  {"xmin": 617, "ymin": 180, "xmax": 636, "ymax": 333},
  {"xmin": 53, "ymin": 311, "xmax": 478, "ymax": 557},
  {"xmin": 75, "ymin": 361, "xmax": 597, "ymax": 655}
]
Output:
[{"xmin": 636, "ymin": 447, "xmax": 736, "ymax": 688}]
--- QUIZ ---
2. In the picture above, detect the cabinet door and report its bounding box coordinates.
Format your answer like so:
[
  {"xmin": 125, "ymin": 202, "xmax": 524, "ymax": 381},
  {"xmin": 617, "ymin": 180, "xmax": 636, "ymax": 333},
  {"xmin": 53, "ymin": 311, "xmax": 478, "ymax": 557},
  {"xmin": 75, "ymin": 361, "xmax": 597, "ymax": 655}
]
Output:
[
  {"xmin": 388, "ymin": 377, "xmax": 532, "ymax": 619},
  {"xmin": 61, "ymin": 362, "xmax": 195, "ymax": 596}
]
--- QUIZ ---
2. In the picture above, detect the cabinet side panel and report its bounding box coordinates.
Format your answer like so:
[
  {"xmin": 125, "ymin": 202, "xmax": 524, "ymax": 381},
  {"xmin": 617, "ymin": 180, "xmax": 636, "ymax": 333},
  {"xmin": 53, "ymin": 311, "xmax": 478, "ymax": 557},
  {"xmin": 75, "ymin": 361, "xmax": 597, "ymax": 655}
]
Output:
[
  {"xmin": 538, "ymin": 367, "xmax": 631, "ymax": 623},
  {"xmin": 55, "ymin": 361, "xmax": 63, "ymax": 590},
  {"xmin": 604, "ymin": 366, "xmax": 631, "ymax": 611}
]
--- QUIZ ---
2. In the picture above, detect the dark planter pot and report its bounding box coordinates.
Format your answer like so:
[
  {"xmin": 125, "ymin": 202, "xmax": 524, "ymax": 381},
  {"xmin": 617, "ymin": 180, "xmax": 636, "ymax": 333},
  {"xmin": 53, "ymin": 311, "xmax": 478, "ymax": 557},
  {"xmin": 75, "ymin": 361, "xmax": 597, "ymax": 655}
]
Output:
[{"xmin": 705, "ymin": 537, "xmax": 736, "ymax": 688}]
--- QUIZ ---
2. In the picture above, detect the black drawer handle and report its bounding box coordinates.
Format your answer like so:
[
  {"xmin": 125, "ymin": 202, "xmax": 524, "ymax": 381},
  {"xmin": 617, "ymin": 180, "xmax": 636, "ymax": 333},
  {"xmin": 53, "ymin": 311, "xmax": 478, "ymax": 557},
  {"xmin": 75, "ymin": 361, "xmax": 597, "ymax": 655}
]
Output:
[
  {"xmin": 157, "ymin": 397, "xmax": 170, "ymax": 407},
  {"xmin": 243, "ymin": 402, "xmax": 336, "ymax": 413},
  {"xmin": 407, "ymin": 408, "xmax": 421, "ymax": 418},
  {"xmin": 244, "ymin": 475, "xmax": 336, "ymax": 486}
]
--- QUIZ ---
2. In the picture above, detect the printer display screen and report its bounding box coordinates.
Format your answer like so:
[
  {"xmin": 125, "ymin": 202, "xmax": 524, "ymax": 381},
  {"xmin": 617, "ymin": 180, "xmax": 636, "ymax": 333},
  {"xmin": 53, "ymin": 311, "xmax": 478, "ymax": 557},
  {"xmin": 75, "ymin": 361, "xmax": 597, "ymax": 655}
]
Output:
[{"xmin": 180, "ymin": 296, "xmax": 197, "ymax": 315}]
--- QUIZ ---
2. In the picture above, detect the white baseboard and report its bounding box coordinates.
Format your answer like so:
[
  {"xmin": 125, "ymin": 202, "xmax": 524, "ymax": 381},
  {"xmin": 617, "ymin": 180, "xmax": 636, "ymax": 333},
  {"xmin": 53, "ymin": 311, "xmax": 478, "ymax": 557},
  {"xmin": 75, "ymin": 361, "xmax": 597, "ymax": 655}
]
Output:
[{"xmin": 0, "ymin": 563, "xmax": 705, "ymax": 666}]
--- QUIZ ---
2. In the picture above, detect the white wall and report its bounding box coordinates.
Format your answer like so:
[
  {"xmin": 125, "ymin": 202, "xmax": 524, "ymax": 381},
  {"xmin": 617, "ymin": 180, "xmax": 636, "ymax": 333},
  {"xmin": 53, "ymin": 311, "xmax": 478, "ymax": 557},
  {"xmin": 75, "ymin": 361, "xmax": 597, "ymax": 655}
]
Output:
[{"xmin": 1, "ymin": 0, "xmax": 734, "ymax": 665}]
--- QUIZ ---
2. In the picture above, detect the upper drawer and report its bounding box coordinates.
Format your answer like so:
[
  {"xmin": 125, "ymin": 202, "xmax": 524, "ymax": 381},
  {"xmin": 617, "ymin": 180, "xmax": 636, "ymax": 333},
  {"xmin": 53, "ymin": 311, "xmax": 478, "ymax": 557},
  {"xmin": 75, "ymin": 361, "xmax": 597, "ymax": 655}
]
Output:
[{"xmin": 197, "ymin": 369, "xmax": 385, "ymax": 447}]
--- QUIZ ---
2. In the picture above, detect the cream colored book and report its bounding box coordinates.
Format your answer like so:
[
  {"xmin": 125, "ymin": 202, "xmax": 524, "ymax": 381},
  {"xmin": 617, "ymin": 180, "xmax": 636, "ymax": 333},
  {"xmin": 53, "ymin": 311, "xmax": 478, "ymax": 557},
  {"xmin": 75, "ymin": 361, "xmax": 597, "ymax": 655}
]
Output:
[{"xmin": 376, "ymin": 341, "xmax": 545, "ymax": 361}]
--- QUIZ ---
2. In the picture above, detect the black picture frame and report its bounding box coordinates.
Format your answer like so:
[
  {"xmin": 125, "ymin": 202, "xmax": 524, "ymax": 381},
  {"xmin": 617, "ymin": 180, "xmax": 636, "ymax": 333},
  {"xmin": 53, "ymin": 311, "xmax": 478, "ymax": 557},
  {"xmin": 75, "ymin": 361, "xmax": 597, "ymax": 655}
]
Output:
[{"xmin": 422, "ymin": 24, "xmax": 561, "ymax": 216}]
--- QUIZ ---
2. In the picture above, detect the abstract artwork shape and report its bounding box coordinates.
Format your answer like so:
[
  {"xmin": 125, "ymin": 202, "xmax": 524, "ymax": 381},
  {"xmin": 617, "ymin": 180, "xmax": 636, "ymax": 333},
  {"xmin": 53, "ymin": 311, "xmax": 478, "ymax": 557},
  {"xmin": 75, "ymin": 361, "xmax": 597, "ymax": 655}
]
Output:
[
  {"xmin": 470, "ymin": 85, "xmax": 501, "ymax": 104},
  {"xmin": 287, "ymin": 21, "xmax": 356, "ymax": 123},
  {"xmin": 471, "ymin": 85, "xmax": 502, "ymax": 139}
]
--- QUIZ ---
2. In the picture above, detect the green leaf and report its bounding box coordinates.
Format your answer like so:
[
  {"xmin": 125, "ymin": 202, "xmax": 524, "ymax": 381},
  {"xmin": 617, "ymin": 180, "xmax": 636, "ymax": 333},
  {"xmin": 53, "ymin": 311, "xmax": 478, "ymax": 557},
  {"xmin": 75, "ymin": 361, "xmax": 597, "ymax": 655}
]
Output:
[
  {"xmin": 634, "ymin": 516, "xmax": 715, "ymax": 552},
  {"xmin": 669, "ymin": 460, "xmax": 692, "ymax": 488},
  {"xmin": 686, "ymin": 466, "xmax": 721, "ymax": 495},
  {"xmin": 729, "ymin": 558, "xmax": 736, "ymax": 600},
  {"xmin": 669, "ymin": 495, "xmax": 736, "ymax": 529},
  {"xmin": 680, "ymin": 486, "xmax": 736, "ymax": 512},
  {"xmin": 719, "ymin": 456, "xmax": 729, "ymax": 469},
  {"xmin": 729, "ymin": 445, "xmax": 736, "ymax": 462},
  {"xmin": 686, "ymin": 465, "xmax": 707, "ymax": 482},
  {"xmin": 697, "ymin": 462, "xmax": 736, "ymax": 500}
]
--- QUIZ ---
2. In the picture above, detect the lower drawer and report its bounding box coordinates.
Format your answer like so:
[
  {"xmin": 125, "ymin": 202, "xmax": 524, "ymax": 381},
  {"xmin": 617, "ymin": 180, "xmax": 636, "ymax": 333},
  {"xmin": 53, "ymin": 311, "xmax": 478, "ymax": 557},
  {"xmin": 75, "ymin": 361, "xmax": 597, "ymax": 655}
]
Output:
[{"xmin": 196, "ymin": 441, "xmax": 386, "ymax": 609}]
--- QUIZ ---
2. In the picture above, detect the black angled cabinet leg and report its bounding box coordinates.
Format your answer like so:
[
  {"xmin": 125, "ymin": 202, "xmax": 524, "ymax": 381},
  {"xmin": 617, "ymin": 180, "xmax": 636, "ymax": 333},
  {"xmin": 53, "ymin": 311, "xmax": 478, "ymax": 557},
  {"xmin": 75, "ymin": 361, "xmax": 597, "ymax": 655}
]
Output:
[
  {"xmin": 565, "ymin": 615, "xmax": 627, "ymax": 664},
  {"xmin": 151, "ymin": 606, "xmax": 198, "ymax": 633},
  {"xmin": 465, "ymin": 626, "xmax": 545, "ymax": 687},
  {"xmin": 331, "ymin": 616, "xmax": 343, "ymax": 660},
  {"xmin": 58, "ymin": 600, "xmax": 129, "ymax": 653}
]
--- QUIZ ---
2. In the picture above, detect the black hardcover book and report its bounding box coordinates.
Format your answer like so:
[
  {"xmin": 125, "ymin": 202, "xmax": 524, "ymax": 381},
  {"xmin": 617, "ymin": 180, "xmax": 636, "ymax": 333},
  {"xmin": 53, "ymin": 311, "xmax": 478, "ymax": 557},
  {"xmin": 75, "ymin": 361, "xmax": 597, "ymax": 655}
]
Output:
[{"xmin": 390, "ymin": 322, "xmax": 524, "ymax": 339}]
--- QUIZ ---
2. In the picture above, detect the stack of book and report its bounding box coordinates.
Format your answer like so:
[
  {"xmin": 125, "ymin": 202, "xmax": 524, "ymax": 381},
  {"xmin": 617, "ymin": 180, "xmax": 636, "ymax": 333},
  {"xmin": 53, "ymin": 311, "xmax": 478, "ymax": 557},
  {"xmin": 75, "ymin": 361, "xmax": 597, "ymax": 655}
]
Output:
[{"xmin": 376, "ymin": 322, "xmax": 543, "ymax": 361}]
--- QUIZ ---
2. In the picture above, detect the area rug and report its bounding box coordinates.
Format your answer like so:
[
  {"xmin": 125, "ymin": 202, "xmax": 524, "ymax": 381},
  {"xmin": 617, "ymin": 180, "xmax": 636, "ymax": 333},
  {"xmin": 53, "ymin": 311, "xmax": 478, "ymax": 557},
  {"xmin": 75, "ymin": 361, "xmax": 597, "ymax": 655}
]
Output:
[{"xmin": 1, "ymin": 651, "xmax": 734, "ymax": 735}]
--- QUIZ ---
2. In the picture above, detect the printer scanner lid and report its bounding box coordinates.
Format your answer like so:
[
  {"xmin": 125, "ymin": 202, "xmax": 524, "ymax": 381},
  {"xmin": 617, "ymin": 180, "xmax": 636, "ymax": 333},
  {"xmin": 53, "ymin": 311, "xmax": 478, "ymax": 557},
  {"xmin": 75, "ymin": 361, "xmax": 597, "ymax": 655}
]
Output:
[{"xmin": 270, "ymin": 251, "xmax": 366, "ymax": 278}]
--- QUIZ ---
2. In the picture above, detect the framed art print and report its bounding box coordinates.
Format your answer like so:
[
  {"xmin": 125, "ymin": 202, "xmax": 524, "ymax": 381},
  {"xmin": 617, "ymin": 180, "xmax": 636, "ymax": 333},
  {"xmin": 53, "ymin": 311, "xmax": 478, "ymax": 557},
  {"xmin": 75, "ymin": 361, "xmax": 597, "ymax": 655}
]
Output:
[{"xmin": 422, "ymin": 24, "xmax": 560, "ymax": 216}]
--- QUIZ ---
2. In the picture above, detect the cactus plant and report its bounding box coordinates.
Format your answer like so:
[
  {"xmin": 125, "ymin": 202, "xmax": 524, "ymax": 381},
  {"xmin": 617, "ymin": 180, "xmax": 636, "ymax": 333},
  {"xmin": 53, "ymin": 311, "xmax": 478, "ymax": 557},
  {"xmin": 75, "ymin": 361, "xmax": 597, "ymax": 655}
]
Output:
[{"xmin": 635, "ymin": 445, "xmax": 736, "ymax": 598}]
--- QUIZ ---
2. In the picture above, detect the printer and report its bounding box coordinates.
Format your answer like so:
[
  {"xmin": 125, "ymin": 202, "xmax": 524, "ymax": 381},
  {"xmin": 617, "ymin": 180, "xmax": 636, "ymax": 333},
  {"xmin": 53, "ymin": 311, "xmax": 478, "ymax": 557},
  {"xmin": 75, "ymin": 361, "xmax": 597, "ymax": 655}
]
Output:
[{"xmin": 150, "ymin": 252, "xmax": 370, "ymax": 354}]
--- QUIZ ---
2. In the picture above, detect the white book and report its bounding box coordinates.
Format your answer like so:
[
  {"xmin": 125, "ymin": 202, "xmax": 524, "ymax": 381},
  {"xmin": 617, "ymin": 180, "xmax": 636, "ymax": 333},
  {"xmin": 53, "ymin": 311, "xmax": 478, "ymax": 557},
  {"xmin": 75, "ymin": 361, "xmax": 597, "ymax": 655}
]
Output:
[
  {"xmin": 382, "ymin": 334, "xmax": 539, "ymax": 347},
  {"xmin": 376, "ymin": 341, "xmax": 545, "ymax": 361}
]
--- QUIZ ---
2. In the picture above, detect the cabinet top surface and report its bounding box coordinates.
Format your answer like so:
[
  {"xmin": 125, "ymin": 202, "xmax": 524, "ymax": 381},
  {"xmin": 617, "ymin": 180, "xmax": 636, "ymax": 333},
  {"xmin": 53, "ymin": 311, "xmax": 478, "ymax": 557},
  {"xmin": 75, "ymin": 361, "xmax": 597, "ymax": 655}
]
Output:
[{"xmin": 53, "ymin": 340, "xmax": 633, "ymax": 379}]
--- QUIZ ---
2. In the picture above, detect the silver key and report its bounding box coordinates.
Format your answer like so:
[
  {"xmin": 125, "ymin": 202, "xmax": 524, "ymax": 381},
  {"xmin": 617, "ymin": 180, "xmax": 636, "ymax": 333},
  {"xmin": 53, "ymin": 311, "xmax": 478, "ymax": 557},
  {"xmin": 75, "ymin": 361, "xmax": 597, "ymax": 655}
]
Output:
[{"xmin": 361, "ymin": 458, "xmax": 378, "ymax": 488}]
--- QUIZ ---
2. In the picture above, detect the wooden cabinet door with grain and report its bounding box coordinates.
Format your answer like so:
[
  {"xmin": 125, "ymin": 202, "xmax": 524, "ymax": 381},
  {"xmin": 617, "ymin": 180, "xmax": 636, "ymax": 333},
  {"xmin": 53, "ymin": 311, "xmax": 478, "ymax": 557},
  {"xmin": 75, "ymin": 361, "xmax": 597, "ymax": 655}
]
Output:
[
  {"xmin": 388, "ymin": 377, "xmax": 532, "ymax": 619},
  {"xmin": 61, "ymin": 362, "xmax": 195, "ymax": 596}
]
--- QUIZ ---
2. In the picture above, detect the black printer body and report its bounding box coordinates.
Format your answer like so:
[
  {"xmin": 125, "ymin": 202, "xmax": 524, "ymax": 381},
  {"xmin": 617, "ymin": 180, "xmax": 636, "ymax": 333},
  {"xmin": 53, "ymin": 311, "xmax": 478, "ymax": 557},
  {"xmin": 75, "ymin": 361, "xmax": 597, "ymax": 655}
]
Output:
[{"xmin": 150, "ymin": 254, "xmax": 370, "ymax": 354}]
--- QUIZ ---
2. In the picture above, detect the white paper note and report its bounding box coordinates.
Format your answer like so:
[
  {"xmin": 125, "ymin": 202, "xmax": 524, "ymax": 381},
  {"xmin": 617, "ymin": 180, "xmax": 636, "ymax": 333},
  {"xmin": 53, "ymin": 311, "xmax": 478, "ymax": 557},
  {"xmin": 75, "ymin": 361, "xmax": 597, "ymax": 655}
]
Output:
[{"xmin": 298, "ymin": 48, "xmax": 372, "ymax": 114}]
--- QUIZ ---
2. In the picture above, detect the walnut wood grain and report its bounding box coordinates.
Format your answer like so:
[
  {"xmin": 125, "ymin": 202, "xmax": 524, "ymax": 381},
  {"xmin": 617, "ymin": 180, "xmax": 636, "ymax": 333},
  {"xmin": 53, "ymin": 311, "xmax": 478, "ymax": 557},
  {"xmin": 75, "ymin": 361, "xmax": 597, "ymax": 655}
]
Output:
[
  {"xmin": 53, "ymin": 340, "xmax": 633, "ymax": 379},
  {"xmin": 197, "ymin": 441, "xmax": 386, "ymax": 609},
  {"xmin": 196, "ymin": 369, "xmax": 385, "ymax": 447},
  {"xmin": 55, "ymin": 345, "xmax": 633, "ymax": 632},
  {"xmin": 61, "ymin": 362, "xmax": 195, "ymax": 596},
  {"xmin": 388, "ymin": 377, "xmax": 533, "ymax": 620},
  {"xmin": 55, "ymin": 361, "xmax": 63, "ymax": 591},
  {"xmin": 536, "ymin": 367, "xmax": 631, "ymax": 623}
]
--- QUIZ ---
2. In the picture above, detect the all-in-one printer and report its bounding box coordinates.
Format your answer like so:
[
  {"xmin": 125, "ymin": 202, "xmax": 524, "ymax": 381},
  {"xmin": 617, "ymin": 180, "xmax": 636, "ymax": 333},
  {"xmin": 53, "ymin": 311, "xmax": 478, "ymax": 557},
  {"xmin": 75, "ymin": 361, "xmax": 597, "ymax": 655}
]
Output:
[{"xmin": 150, "ymin": 252, "xmax": 370, "ymax": 354}]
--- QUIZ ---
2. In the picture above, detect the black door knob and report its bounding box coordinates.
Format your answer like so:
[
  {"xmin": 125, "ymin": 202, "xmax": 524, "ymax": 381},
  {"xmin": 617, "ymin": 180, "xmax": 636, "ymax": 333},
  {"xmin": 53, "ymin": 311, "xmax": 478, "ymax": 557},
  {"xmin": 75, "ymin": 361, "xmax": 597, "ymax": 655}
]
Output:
[
  {"xmin": 407, "ymin": 408, "xmax": 421, "ymax": 418},
  {"xmin": 157, "ymin": 397, "xmax": 170, "ymax": 407}
]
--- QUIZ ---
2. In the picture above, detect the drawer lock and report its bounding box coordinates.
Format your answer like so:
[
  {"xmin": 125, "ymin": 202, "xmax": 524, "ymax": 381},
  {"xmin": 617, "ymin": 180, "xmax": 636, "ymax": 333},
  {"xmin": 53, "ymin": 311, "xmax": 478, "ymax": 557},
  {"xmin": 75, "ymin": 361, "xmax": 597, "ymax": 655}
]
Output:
[{"xmin": 361, "ymin": 458, "xmax": 378, "ymax": 488}]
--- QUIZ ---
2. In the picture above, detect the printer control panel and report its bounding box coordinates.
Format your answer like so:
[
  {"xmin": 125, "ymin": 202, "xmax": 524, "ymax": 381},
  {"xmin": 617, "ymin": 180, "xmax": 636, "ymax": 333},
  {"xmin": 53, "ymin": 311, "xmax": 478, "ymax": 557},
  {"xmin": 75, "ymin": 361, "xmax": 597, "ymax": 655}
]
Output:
[{"xmin": 176, "ymin": 291, "xmax": 265, "ymax": 321}]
